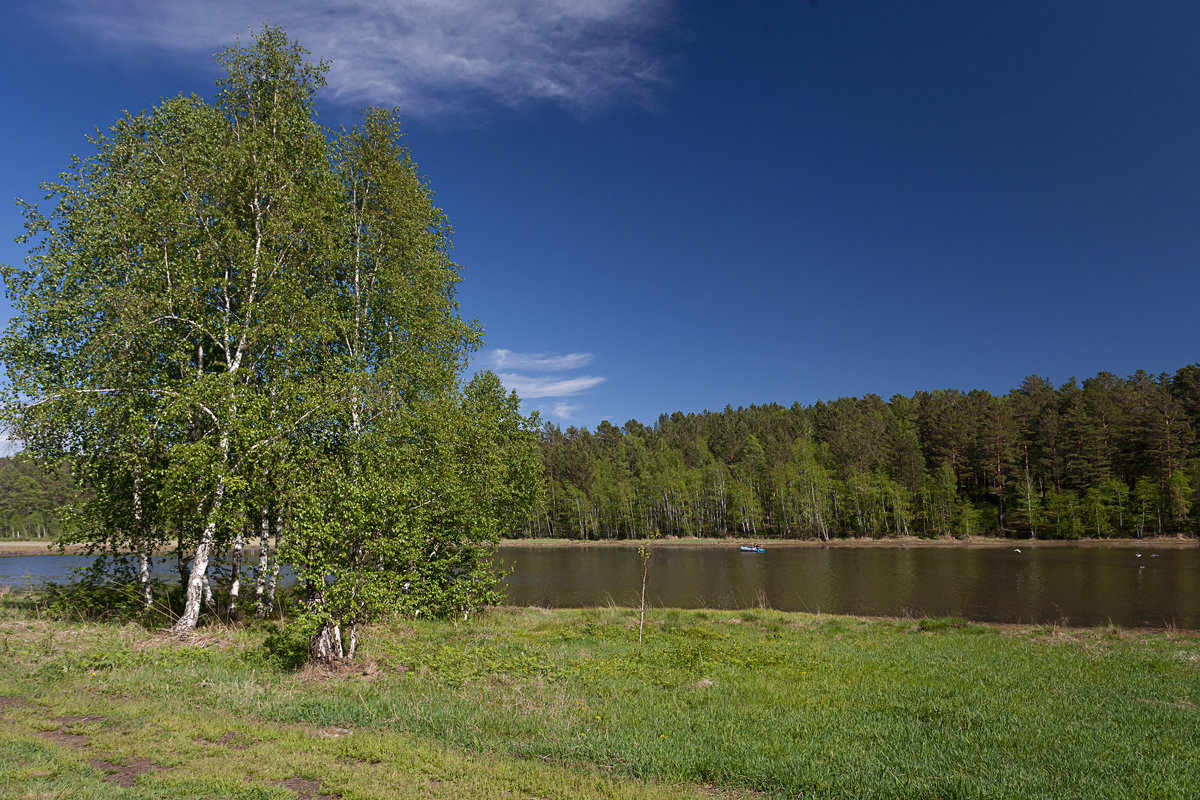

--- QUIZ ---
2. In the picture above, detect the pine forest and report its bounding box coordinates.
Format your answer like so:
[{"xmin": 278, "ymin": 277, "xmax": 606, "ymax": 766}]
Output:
[
  {"xmin": 527, "ymin": 365, "xmax": 1200, "ymax": 541},
  {"xmin": 4, "ymin": 364, "xmax": 1198, "ymax": 544}
]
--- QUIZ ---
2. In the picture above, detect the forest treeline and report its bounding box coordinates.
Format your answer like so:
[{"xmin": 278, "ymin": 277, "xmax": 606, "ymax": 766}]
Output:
[
  {"xmin": 0, "ymin": 458, "xmax": 74, "ymax": 538},
  {"xmin": 5, "ymin": 365, "xmax": 1198, "ymax": 543},
  {"xmin": 524, "ymin": 365, "xmax": 1200, "ymax": 541}
]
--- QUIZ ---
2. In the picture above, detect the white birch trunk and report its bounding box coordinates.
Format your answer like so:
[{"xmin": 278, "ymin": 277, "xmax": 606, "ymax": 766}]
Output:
[
  {"xmin": 138, "ymin": 551, "xmax": 152, "ymax": 609},
  {"xmin": 265, "ymin": 507, "xmax": 283, "ymax": 611},
  {"xmin": 311, "ymin": 619, "xmax": 344, "ymax": 664},
  {"xmin": 229, "ymin": 523, "xmax": 244, "ymax": 619},
  {"xmin": 132, "ymin": 476, "xmax": 152, "ymax": 610},
  {"xmin": 255, "ymin": 505, "xmax": 271, "ymax": 617},
  {"xmin": 174, "ymin": 531, "xmax": 213, "ymax": 631},
  {"xmin": 173, "ymin": 457, "xmax": 227, "ymax": 632}
]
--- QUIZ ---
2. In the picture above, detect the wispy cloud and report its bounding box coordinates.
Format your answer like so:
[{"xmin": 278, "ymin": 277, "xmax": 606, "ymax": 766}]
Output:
[
  {"xmin": 549, "ymin": 401, "xmax": 579, "ymax": 420},
  {"xmin": 489, "ymin": 349, "xmax": 593, "ymax": 371},
  {"xmin": 483, "ymin": 347, "xmax": 604, "ymax": 422},
  {"xmin": 50, "ymin": 0, "xmax": 672, "ymax": 119},
  {"xmin": 0, "ymin": 434, "xmax": 23, "ymax": 458},
  {"xmin": 496, "ymin": 372, "xmax": 605, "ymax": 398}
]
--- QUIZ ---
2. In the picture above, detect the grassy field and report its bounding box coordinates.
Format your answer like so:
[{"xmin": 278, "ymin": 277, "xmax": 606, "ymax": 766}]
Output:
[{"xmin": 0, "ymin": 600, "xmax": 1196, "ymax": 799}]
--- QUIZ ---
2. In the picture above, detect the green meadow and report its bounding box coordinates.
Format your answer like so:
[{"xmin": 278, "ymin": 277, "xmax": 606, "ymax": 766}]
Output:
[{"xmin": 0, "ymin": 599, "xmax": 1196, "ymax": 799}]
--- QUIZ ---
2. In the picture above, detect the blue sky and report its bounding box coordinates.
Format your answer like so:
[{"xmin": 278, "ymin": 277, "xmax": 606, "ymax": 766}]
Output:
[{"xmin": 2, "ymin": 1, "xmax": 1199, "ymax": 431}]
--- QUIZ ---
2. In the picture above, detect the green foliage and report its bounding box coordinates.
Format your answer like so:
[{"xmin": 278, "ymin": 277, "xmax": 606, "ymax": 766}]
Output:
[
  {"xmin": 0, "ymin": 456, "xmax": 74, "ymax": 538},
  {"xmin": 38, "ymin": 559, "xmax": 167, "ymax": 622},
  {"xmin": 286, "ymin": 373, "xmax": 541, "ymax": 660},
  {"xmin": 916, "ymin": 616, "xmax": 971, "ymax": 632},
  {"xmin": 262, "ymin": 620, "xmax": 317, "ymax": 671},
  {"xmin": 1166, "ymin": 470, "xmax": 1192, "ymax": 525},
  {"xmin": 1043, "ymin": 488, "xmax": 1084, "ymax": 540},
  {"xmin": 26, "ymin": 361, "xmax": 1200, "ymax": 549},
  {"xmin": 0, "ymin": 26, "xmax": 543, "ymax": 651},
  {"xmin": 527, "ymin": 364, "xmax": 1200, "ymax": 541}
]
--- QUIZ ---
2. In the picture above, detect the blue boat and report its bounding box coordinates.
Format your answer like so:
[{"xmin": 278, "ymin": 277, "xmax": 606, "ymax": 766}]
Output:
[{"xmin": 739, "ymin": 545, "xmax": 765, "ymax": 553}]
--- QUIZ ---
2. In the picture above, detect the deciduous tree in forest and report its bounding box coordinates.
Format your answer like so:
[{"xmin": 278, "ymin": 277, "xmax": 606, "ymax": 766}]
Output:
[{"xmin": 521, "ymin": 362, "xmax": 1199, "ymax": 543}]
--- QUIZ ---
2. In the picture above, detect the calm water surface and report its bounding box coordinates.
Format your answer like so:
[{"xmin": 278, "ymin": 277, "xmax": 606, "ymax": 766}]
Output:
[
  {"xmin": 500, "ymin": 544, "xmax": 1200, "ymax": 629},
  {"xmin": 1, "ymin": 545, "xmax": 1195, "ymax": 628}
]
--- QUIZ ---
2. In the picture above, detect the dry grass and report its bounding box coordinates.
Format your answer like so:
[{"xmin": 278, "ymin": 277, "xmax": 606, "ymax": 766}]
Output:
[{"xmin": 0, "ymin": 605, "xmax": 1197, "ymax": 798}]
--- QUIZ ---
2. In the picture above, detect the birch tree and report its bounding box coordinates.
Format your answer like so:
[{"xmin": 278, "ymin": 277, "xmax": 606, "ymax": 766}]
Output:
[
  {"xmin": 2, "ymin": 27, "xmax": 541, "ymax": 644},
  {"xmin": 290, "ymin": 374, "xmax": 541, "ymax": 663}
]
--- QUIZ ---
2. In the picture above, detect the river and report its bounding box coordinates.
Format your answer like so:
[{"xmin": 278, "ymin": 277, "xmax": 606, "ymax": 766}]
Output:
[
  {"xmin": 501, "ymin": 543, "xmax": 1198, "ymax": 628},
  {"xmin": 0, "ymin": 543, "xmax": 1195, "ymax": 628}
]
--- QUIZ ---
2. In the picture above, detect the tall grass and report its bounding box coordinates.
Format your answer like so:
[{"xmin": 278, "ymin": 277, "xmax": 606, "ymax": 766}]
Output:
[{"xmin": 0, "ymin": 600, "xmax": 1197, "ymax": 798}]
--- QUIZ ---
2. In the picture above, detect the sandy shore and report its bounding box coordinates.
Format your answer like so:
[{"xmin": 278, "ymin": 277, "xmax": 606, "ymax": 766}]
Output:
[
  {"xmin": 0, "ymin": 540, "xmax": 85, "ymax": 556},
  {"xmin": 0, "ymin": 539, "xmax": 266, "ymax": 557}
]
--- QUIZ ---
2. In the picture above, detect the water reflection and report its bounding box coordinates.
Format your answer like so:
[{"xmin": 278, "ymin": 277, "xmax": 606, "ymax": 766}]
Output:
[
  {"xmin": 0, "ymin": 545, "xmax": 1195, "ymax": 628},
  {"xmin": 500, "ymin": 544, "xmax": 1200, "ymax": 629}
]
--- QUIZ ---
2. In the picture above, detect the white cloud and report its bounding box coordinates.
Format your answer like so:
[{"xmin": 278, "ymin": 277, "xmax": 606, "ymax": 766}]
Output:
[
  {"xmin": 50, "ymin": 0, "xmax": 672, "ymax": 118},
  {"xmin": 496, "ymin": 372, "xmax": 605, "ymax": 398},
  {"xmin": 484, "ymin": 347, "xmax": 605, "ymax": 423},
  {"xmin": 489, "ymin": 349, "xmax": 593, "ymax": 371},
  {"xmin": 0, "ymin": 433, "xmax": 23, "ymax": 458},
  {"xmin": 547, "ymin": 401, "xmax": 579, "ymax": 420}
]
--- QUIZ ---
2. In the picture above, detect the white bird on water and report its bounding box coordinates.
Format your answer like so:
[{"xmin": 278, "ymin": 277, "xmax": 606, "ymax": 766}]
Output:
[{"xmin": 1014, "ymin": 548, "xmax": 1021, "ymax": 553}]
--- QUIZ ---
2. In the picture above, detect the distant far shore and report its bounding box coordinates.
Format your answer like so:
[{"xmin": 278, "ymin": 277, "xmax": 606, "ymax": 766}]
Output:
[
  {"xmin": 0, "ymin": 539, "xmax": 260, "ymax": 557},
  {"xmin": 498, "ymin": 534, "xmax": 1198, "ymax": 550},
  {"xmin": 0, "ymin": 540, "xmax": 83, "ymax": 556},
  {"xmin": 1, "ymin": 534, "xmax": 1194, "ymax": 558}
]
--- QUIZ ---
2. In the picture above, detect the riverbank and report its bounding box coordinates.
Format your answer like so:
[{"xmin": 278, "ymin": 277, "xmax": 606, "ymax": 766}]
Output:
[
  {"xmin": 0, "ymin": 540, "xmax": 81, "ymax": 556},
  {"xmin": 0, "ymin": 539, "xmax": 268, "ymax": 557},
  {"xmin": 0, "ymin": 602, "xmax": 1195, "ymax": 798},
  {"xmin": 4, "ymin": 534, "xmax": 1193, "ymax": 557},
  {"xmin": 500, "ymin": 534, "xmax": 1199, "ymax": 549}
]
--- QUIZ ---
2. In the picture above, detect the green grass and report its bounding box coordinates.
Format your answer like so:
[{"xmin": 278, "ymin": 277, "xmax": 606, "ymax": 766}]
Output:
[{"xmin": 0, "ymin": 600, "xmax": 1196, "ymax": 799}]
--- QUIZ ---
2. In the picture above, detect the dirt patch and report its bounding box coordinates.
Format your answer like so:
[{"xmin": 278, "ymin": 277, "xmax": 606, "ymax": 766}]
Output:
[
  {"xmin": 296, "ymin": 663, "xmax": 342, "ymax": 683},
  {"xmin": 353, "ymin": 660, "xmax": 382, "ymax": 681},
  {"xmin": 313, "ymin": 726, "xmax": 354, "ymax": 739},
  {"xmin": 137, "ymin": 630, "xmax": 234, "ymax": 651},
  {"xmin": 89, "ymin": 756, "xmax": 160, "ymax": 787},
  {"xmin": 0, "ymin": 696, "xmax": 34, "ymax": 713},
  {"xmin": 1139, "ymin": 697, "xmax": 1198, "ymax": 712},
  {"xmin": 53, "ymin": 714, "xmax": 104, "ymax": 726},
  {"xmin": 215, "ymin": 730, "xmax": 251, "ymax": 749},
  {"xmin": 194, "ymin": 730, "xmax": 251, "ymax": 749},
  {"xmin": 36, "ymin": 729, "xmax": 89, "ymax": 749},
  {"xmin": 701, "ymin": 782, "xmax": 766, "ymax": 798},
  {"xmin": 274, "ymin": 777, "xmax": 341, "ymax": 799}
]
